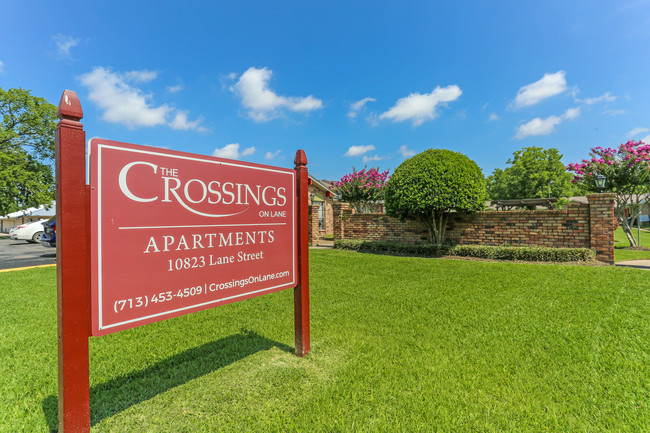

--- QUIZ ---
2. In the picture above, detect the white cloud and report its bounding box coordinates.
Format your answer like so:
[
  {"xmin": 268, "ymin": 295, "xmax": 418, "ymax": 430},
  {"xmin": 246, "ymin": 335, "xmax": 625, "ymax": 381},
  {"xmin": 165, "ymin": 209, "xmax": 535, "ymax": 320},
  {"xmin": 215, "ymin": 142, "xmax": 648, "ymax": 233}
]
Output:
[
  {"xmin": 604, "ymin": 109, "xmax": 626, "ymax": 116},
  {"xmin": 242, "ymin": 146, "xmax": 256, "ymax": 156},
  {"xmin": 231, "ymin": 67, "xmax": 322, "ymax": 121},
  {"xmin": 123, "ymin": 70, "xmax": 158, "ymax": 83},
  {"xmin": 344, "ymin": 145, "xmax": 375, "ymax": 157},
  {"xmin": 219, "ymin": 73, "xmax": 238, "ymax": 90},
  {"xmin": 398, "ymin": 145, "xmax": 415, "ymax": 158},
  {"xmin": 79, "ymin": 67, "xmax": 204, "ymax": 131},
  {"xmin": 212, "ymin": 143, "xmax": 256, "ymax": 160},
  {"xmin": 79, "ymin": 67, "xmax": 171, "ymax": 128},
  {"xmin": 0, "ymin": 60, "xmax": 4, "ymax": 72},
  {"xmin": 362, "ymin": 154, "xmax": 389, "ymax": 163},
  {"xmin": 265, "ymin": 149, "xmax": 282, "ymax": 160},
  {"xmin": 488, "ymin": 112, "xmax": 500, "ymax": 122},
  {"xmin": 628, "ymin": 127, "xmax": 650, "ymax": 137},
  {"xmin": 213, "ymin": 143, "xmax": 241, "ymax": 159},
  {"xmin": 563, "ymin": 107, "xmax": 581, "ymax": 120},
  {"xmin": 348, "ymin": 97, "xmax": 376, "ymax": 119},
  {"xmin": 577, "ymin": 92, "xmax": 616, "ymax": 105},
  {"xmin": 643, "ymin": 135, "xmax": 650, "ymax": 144},
  {"xmin": 351, "ymin": 97, "xmax": 376, "ymax": 111},
  {"xmin": 515, "ymin": 116, "xmax": 563, "ymax": 139},
  {"xmin": 170, "ymin": 111, "xmax": 205, "ymax": 131},
  {"xmin": 514, "ymin": 71, "xmax": 567, "ymax": 108},
  {"xmin": 167, "ymin": 83, "xmax": 184, "ymax": 93},
  {"xmin": 53, "ymin": 34, "xmax": 80, "ymax": 58},
  {"xmin": 514, "ymin": 107, "xmax": 580, "ymax": 139},
  {"xmin": 365, "ymin": 113, "xmax": 380, "ymax": 127},
  {"xmin": 380, "ymin": 85, "xmax": 462, "ymax": 126}
]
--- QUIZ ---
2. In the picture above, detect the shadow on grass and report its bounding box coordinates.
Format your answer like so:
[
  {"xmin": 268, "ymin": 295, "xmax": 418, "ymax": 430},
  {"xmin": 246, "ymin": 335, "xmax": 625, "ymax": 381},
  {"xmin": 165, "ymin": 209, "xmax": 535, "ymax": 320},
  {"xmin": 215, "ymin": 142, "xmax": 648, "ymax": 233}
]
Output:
[{"xmin": 42, "ymin": 329, "xmax": 293, "ymax": 431}]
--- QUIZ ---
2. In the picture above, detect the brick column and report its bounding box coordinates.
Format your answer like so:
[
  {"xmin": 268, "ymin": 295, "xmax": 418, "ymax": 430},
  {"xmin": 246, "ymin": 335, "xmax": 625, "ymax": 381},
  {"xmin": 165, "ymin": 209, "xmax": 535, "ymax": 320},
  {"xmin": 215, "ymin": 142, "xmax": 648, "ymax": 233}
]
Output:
[
  {"xmin": 309, "ymin": 204, "xmax": 320, "ymax": 245},
  {"xmin": 587, "ymin": 193, "xmax": 616, "ymax": 264},
  {"xmin": 332, "ymin": 203, "xmax": 349, "ymax": 242}
]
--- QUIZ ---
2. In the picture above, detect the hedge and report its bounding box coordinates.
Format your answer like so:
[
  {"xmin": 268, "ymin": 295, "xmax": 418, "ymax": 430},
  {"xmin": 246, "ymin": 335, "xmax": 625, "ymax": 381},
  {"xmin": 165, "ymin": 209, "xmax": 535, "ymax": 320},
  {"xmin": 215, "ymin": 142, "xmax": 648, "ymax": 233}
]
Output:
[
  {"xmin": 333, "ymin": 240, "xmax": 596, "ymax": 262},
  {"xmin": 447, "ymin": 244, "xmax": 596, "ymax": 262},
  {"xmin": 334, "ymin": 239, "xmax": 448, "ymax": 256}
]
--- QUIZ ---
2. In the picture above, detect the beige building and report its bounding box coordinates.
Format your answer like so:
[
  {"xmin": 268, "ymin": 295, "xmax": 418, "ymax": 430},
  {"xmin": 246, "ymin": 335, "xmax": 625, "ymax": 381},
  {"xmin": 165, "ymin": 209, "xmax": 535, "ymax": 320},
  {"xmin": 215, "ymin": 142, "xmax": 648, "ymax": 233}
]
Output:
[{"xmin": 308, "ymin": 175, "xmax": 335, "ymax": 237}]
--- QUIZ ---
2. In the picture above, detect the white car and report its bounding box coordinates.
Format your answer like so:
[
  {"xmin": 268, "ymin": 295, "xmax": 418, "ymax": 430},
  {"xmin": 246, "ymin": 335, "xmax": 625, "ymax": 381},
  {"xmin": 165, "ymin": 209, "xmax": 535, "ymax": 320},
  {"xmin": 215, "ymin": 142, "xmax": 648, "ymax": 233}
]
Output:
[{"xmin": 9, "ymin": 220, "xmax": 47, "ymax": 243}]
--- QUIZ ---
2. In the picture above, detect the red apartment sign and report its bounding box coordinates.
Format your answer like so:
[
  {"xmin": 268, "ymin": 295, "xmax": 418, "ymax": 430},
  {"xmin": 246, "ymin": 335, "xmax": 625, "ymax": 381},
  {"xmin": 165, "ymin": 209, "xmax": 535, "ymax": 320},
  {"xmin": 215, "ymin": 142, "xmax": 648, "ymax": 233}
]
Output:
[{"xmin": 90, "ymin": 139, "xmax": 296, "ymax": 335}]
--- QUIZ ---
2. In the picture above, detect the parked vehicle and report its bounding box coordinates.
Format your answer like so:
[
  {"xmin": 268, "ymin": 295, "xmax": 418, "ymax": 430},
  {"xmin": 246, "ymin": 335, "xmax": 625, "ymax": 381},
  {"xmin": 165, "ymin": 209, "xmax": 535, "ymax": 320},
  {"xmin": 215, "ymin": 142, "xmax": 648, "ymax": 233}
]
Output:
[
  {"xmin": 8, "ymin": 220, "xmax": 47, "ymax": 243},
  {"xmin": 40, "ymin": 217, "xmax": 56, "ymax": 248},
  {"xmin": 627, "ymin": 214, "xmax": 650, "ymax": 226}
]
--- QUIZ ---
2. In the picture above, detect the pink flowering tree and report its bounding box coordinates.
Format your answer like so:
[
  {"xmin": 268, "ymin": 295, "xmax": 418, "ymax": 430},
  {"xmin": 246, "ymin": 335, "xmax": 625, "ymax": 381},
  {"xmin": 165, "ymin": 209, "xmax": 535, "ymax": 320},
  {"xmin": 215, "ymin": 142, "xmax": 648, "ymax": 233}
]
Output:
[
  {"xmin": 330, "ymin": 167, "xmax": 389, "ymax": 213},
  {"xmin": 567, "ymin": 140, "xmax": 650, "ymax": 246}
]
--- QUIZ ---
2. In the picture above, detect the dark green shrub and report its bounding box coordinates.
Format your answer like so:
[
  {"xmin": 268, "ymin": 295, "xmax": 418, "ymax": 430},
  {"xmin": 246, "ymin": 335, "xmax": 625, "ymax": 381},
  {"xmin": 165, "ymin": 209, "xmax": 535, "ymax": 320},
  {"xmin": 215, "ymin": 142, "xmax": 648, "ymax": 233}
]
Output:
[
  {"xmin": 385, "ymin": 149, "xmax": 486, "ymax": 246},
  {"xmin": 358, "ymin": 241, "xmax": 448, "ymax": 257},
  {"xmin": 334, "ymin": 240, "xmax": 447, "ymax": 256},
  {"xmin": 334, "ymin": 239, "xmax": 365, "ymax": 250},
  {"xmin": 334, "ymin": 240, "xmax": 596, "ymax": 262},
  {"xmin": 447, "ymin": 245, "xmax": 596, "ymax": 262}
]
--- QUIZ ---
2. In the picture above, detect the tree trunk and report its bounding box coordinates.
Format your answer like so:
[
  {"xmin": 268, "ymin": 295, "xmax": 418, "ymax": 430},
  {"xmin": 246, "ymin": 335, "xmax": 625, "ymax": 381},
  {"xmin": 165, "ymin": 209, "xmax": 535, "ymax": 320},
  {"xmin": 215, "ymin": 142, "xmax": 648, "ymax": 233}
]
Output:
[
  {"xmin": 420, "ymin": 213, "xmax": 437, "ymax": 246},
  {"xmin": 614, "ymin": 193, "xmax": 641, "ymax": 247},
  {"xmin": 421, "ymin": 211, "xmax": 450, "ymax": 247},
  {"xmin": 618, "ymin": 216, "xmax": 637, "ymax": 247}
]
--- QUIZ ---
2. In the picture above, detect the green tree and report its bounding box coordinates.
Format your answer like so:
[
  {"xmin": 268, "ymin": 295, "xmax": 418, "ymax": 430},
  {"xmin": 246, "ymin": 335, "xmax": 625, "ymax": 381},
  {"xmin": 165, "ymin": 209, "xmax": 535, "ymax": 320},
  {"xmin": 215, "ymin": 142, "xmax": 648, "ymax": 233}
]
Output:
[
  {"xmin": 487, "ymin": 146, "xmax": 575, "ymax": 202},
  {"xmin": 0, "ymin": 87, "xmax": 57, "ymax": 215},
  {"xmin": 385, "ymin": 149, "xmax": 486, "ymax": 246}
]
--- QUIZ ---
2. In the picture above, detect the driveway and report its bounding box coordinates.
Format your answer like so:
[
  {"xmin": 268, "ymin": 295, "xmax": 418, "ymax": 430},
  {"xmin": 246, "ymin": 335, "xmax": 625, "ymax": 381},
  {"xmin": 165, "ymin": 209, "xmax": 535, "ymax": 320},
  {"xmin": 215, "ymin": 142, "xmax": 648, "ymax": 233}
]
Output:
[{"xmin": 0, "ymin": 237, "xmax": 56, "ymax": 270}]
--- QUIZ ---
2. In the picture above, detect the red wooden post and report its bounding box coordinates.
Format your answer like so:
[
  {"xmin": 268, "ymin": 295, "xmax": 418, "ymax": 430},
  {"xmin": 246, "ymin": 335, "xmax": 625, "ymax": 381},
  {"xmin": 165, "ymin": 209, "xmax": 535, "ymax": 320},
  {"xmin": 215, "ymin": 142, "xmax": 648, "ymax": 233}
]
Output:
[
  {"xmin": 294, "ymin": 150, "xmax": 310, "ymax": 357},
  {"xmin": 56, "ymin": 90, "xmax": 91, "ymax": 432}
]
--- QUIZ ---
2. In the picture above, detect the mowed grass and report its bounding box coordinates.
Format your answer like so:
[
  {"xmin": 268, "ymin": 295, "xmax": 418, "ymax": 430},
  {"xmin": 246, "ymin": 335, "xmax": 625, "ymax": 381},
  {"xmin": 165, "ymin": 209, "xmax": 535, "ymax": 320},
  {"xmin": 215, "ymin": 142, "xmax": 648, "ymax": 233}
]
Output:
[
  {"xmin": 2, "ymin": 251, "xmax": 650, "ymax": 432},
  {"xmin": 615, "ymin": 226, "xmax": 650, "ymax": 262}
]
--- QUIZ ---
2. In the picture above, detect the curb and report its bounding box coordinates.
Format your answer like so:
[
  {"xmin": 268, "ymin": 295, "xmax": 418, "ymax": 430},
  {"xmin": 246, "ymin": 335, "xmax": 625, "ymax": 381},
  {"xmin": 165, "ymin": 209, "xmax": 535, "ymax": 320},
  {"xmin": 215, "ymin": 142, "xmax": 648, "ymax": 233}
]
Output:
[{"xmin": 0, "ymin": 264, "xmax": 56, "ymax": 273}]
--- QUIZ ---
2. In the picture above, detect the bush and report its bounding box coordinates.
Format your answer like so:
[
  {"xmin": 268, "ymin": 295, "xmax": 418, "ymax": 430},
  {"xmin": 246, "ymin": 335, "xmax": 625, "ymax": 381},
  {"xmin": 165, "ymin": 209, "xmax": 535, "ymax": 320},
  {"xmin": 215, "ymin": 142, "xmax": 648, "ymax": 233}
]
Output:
[
  {"xmin": 447, "ymin": 245, "xmax": 595, "ymax": 262},
  {"xmin": 334, "ymin": 239, "xmax": 447, "ymax": 256},
  {"xmin": 362, "ymin": 241, "xmax": 447, "ymax": 257},
  {"xmin": 334, "ymin": 239, "xmax": 365, "ymax": 251},
  {"xmin": 334, "ymin": 240, "xmax": 596, "ymax": 262},
  {"xmin": 385, "ymin": 149, "xmax": 486, "ymax": 246}
]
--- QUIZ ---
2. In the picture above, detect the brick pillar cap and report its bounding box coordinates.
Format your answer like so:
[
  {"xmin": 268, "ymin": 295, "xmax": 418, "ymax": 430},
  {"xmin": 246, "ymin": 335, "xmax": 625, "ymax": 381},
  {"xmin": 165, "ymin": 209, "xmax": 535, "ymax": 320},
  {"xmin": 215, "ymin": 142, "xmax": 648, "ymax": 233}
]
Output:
[{"xmin": 586, "ymin": 193, "xmax": 616, "ymax": 199}]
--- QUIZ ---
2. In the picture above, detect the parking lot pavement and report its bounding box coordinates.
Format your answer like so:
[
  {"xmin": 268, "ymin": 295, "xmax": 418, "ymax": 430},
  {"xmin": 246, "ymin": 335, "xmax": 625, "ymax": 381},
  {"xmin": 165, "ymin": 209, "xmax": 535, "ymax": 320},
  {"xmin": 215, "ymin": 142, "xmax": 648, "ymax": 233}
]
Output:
[{"xmin": 0, "ymin": 237, "xmax": 56, "ymax": 270}]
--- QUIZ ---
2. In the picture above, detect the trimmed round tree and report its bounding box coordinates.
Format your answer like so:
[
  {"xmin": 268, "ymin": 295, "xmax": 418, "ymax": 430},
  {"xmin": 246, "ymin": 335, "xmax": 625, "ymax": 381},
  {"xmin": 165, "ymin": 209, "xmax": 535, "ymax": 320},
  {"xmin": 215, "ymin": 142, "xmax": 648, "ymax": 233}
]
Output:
[{"xmin": 385, "ymin": 149, "xmax": 486, "ymax": 246}]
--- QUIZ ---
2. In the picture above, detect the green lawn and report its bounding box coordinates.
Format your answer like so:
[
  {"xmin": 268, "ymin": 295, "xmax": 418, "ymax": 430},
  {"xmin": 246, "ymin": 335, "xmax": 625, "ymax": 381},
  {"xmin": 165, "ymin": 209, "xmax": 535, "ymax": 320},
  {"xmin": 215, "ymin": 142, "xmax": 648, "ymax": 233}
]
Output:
[
  {"xmin": 615, "ymin": 226, "xmax": 650, "ymax": 262},
  {"xmin": 2, "ymin": 251, "xmax": 650, "ymax": 432}
]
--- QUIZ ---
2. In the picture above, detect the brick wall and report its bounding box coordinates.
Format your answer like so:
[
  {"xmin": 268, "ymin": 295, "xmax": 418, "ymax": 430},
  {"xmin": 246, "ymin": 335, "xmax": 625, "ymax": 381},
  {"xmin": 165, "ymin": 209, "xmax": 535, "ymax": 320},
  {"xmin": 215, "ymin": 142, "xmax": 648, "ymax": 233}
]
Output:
[
  {"xmin": 587, "ymin": 194, "xmax": 616, "ymax": 263},
  {"xmin": 309, "ymin": 204, "xmax": 320, "ymax": 245},
  {"xmin": 331, "ymin": 194, "xmax": 616, "ymax": 264}
]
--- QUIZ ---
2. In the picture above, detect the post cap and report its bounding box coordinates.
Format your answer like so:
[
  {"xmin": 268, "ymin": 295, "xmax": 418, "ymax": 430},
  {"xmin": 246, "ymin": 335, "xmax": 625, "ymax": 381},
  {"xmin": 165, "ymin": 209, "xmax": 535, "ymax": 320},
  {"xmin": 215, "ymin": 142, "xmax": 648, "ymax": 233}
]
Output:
[
  {"xmin": 294, "ymin": 149, "xmax": 308, "ymax": 167},
  {"xmin": 57, "ymin": 90, "xmax": 83, "ymax": 121}
]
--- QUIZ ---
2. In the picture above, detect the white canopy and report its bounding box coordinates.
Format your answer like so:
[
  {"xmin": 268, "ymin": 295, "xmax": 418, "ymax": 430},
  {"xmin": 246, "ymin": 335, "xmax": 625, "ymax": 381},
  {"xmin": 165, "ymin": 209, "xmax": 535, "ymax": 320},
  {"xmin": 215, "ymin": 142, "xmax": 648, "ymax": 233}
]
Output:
[{"xmin": 0, "ymin": 201, "xmax": 56, "ymax": 219}]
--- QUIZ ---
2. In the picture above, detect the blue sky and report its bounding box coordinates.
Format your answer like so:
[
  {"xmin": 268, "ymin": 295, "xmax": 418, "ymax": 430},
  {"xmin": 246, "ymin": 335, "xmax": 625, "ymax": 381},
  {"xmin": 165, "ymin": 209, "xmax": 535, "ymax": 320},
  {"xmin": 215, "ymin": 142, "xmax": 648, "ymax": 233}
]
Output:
[{"xmin": 2, "ymin": 1, "xmax": 650, "ymax": 182}]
